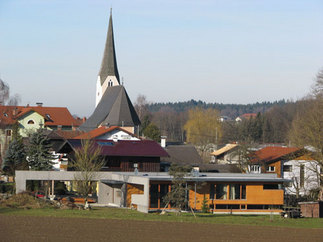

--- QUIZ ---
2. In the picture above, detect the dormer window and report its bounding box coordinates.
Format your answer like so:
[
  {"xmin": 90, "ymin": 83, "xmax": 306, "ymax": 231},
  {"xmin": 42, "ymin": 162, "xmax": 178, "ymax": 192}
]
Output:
[
  {"xmin": 3, "ymin": 113, "xmax": 8, "ymax": 117},
  {"xmin": 108, "ymin": 80, "xmax": 113, "ymax": 87},
  {"xmin": 27, "ymin": 120, "xmax": 35, "ymax": 124}
]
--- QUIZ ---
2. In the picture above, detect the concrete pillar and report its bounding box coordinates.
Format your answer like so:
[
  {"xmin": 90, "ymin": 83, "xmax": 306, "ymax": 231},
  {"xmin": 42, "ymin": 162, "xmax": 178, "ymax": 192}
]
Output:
[
  {"xmin": 137, "ymin": 179, "xmax": 150, "ymax": 213},
  {"xmin": 15, "ymin": 175, "xmax": 26, "ymax": 194}
]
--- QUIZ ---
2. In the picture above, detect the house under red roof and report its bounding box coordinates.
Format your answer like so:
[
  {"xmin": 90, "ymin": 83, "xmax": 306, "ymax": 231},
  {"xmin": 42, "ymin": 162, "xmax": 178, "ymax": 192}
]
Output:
[
  {"xmin": 0, "ymin": 105, "xmax": 80, "ymax": 127},
  {"xmin": 251, "ymin": 146, "xmax": 301, "ymax": 164},
  {"xmin": 73, "ymin": 126, "xmax": 136, "ymax": 139}
]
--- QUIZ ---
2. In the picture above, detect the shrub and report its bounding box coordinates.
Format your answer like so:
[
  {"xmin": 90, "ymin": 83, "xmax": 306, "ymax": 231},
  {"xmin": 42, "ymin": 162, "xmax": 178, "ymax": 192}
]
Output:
[{"xmin": 0, "ymin": 183, "xmax": 14, "ymax": 193}]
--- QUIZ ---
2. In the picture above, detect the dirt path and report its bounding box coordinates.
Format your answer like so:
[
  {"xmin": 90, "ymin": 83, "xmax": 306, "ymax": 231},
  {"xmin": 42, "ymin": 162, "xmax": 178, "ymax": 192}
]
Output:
[{"xmin": 0, "ymin": 215, "xmax": 322, "ymax": 242}]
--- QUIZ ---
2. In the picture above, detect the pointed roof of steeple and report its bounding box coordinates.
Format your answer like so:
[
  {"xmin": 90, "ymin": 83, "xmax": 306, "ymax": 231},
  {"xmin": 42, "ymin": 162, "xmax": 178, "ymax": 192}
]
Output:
[
  {"xmin": 80, "ymin": 86, "xmax": 141, "ymax": 131},
  {"xmin": 98, "ymin": 9, "xmax": 120, "ymax": 85}
]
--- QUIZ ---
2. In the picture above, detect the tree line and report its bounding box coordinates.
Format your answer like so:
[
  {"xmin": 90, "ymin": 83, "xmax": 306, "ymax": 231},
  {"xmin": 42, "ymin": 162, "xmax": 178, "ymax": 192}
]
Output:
[
  {"xmin": 148, "ymin": 99, "xmax": 287, "ymax": 118},
  {"xmin": 135, "ymin": 96, "xmax": 297, "ymax": 144}
]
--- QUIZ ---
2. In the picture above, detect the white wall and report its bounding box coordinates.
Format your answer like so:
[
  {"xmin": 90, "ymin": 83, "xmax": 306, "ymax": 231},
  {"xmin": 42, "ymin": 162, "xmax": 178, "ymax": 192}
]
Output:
[
  {"xmin": 283, "ymin": 160, "xmax": 320, "ymax": 196},
  {"xmin": 97, "ymin": 129, "xmax": 139, "ymax": 140}
]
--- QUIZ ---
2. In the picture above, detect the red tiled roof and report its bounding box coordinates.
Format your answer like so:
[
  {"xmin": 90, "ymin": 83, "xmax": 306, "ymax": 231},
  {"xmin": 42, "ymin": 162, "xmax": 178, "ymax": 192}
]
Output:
[
  {"xmin": 0, "ymin": 105, "xmax": 80, "ymax": 127},
  {"xmin": 73, "ymin": 126, "xmax": 136, "ymax": 139},
  {"xmin": 251, "ymin": 146, "xmax": 301, "ymax": 164},
  {"xmin": 54, "ymin": 130, "xmax": 85, "ymax": 139},
  {"xmin": 241, "ymin": 113, "xmax": 257, "ymax": 119},
  {"xmin": 65, "ymin": 139, "xmax": 169, "ymax": 157}
]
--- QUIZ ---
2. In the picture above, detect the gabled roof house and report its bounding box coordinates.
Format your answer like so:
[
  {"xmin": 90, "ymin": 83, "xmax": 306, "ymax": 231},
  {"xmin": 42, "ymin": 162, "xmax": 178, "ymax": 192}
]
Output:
[{"xmin": 249, "ymin": 146, "xmax": 320, "ymax": 196}]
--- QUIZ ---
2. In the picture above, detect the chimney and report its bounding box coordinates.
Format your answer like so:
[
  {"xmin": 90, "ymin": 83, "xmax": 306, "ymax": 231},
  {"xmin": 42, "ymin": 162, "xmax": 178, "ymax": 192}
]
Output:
[
  {"xmin": 36, "ymin": 102, "xmax": 43, "ymax": 107},
  {"xmin": 12, "ymin": 107, "xmax": 18, "ymax": 116},
  {"xmin": 161, "ymin": 136, "xmax": 167, "ymax": 148}
]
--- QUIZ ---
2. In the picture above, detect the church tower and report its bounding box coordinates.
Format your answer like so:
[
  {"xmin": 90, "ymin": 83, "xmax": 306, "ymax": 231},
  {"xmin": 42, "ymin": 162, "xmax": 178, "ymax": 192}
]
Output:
[
  {"xmin": 81, "ymin": 10, "xmax": 141, "ymax": 133},
  {"xmin": 96, "ymin": 9, "xmax": 120, "ymax": 107}
]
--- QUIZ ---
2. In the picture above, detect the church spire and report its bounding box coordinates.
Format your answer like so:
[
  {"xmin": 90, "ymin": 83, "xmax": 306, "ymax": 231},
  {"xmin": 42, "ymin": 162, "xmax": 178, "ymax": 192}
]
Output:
[{"xmin": 98, "ymin": 9, "xmax": 120, "ymax": 85}]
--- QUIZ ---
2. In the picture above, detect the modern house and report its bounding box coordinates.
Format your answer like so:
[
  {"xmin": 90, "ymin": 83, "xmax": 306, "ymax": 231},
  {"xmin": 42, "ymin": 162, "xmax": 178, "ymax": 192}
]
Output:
[
  {"xmin": 249, "ymin": 146, "xmax": 320, "ymax": 196},
  {"xmin": 15, "ymin": 170, "xmax": 287, "ymax": 214}
]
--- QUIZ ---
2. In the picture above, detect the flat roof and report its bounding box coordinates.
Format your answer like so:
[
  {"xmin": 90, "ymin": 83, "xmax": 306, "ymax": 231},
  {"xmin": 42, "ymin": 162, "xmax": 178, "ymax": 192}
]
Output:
[{"xmin": 111, "ymin": 172, "xmax": 288, "ymax": 183}]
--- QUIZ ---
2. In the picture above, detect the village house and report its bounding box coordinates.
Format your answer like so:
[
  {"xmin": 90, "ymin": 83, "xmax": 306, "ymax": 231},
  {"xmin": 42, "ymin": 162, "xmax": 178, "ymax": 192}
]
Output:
[
  {"xmin": 235, "ymin": 113, "xmax": 257, "ymax": 122},
  {"xmin": 249, "ymin": 146, "xmax": 320, "ymax": 196},
  {"xmin": 210, "ymin": 144, "xmax": 240, "ymax": 164},
  {"xmin": 57, "ymin": 138, "xmax": 168, "ymax": 172},
  {"xmin": 0, "ymin": 104, "xmax": 81, "ymax": 165}
]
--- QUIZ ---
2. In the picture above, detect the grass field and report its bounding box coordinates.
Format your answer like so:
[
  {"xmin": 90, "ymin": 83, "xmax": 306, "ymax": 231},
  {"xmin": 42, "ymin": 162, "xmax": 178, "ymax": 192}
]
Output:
[{"xmin": 0, "ymin": 206, "xmax": 322, "ymax": 229}]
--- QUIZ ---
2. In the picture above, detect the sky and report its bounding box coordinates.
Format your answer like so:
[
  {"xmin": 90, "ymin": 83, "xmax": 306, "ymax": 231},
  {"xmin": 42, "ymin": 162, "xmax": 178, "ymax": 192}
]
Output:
[{"xmin": 0, "ymin": 0, "xmax": 322, "ymax": 117}]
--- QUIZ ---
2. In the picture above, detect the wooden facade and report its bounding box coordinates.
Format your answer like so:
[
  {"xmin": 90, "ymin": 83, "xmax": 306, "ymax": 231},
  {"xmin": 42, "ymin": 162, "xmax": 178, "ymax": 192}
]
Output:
[
  {"xmin": 102, "ymin": 156, "xmax": 160, "ymax": 172},
  {"xmin": 145, "ymin": 181, "xmax": 284, "ymax": 213},
  {"xmin": 126, "ymin": 184, "xmax": 144, "ymax": 207},
  {"xmin": 262, "ymin": 160, "xmax": 282, "ymax": 177}
]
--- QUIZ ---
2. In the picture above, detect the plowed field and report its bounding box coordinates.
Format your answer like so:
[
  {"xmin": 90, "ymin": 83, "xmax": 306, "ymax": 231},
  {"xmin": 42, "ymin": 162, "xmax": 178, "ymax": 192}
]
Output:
[{"xmin": 1, "ymin": 215, "xmax": 322, "ymax": 241}]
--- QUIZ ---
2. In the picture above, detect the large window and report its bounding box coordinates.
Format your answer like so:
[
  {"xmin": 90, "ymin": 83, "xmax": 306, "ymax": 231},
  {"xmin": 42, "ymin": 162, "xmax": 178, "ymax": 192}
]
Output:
[
  {"xmin": 216, "ymin": 184, "xmax": 246, "ymax": 200},
  {"xmin": 150, "ymin": 184, "xmax": 158, "ymax": 208},
  {"xmin": 210, "ymin": 184, "xmax": 215, "ymax": 200},
  {"xmin": 229, "ymin": 184, "xmax": 240, "ymax": 200},
  {"xmin": 216, "ymin": 184, "xmax": 227, "ymax": 200},
  {"xmin": 159, "ymin": 184, "xmax": 168, "ymax": 208},
  {"xmin": 263, "ymin": 184, "xmax": 280, "ymax": 190}
]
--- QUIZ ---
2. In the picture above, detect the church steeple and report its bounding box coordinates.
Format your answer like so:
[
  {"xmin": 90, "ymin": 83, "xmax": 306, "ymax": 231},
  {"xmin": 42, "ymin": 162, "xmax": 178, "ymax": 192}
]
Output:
[
  {"xmin": 98, "ymin": 9, "xmax": 120, "ymax": 85},
  {"xmin": 96, "ymin": 9, "xmax": 120, "ymax": 107}
]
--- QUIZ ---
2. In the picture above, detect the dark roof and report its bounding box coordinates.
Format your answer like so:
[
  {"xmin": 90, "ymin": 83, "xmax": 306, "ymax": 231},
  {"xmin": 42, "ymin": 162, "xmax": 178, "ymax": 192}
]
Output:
[
  {"xmin": 59, "ymin": 139, "xmax": 169, "ymax": 157},
  {"xmin": 80, "ymin": 86, "xmax": 141, "ymax": 131},
  {"xmin": 160, "ymin": 144, "xmax": 241, "ymax": 173},
  {"xmin": 161, "ymin": 145, "xmax": 202, "ymax": 166},
  {"xmin": 198, "ymin": 164, "xmax": 241, "ymax": 173},
  {"xmin": 98, "ymin": 11, "xmax": 119, "ymax": 84}
]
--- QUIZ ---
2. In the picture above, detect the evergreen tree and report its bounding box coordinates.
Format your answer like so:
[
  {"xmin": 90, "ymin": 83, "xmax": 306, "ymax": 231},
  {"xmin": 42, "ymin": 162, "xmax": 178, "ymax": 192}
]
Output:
[
  {"xmin": 3, "ymin": 136, "xmax": 27, "ymax": 177},
  {"xmin": 27, "ymin": 128, "xmax": 54, "ymax": 171},
  {"xmin": 142, "ymin": 123, "xmax": 161, "ymax": 142}
]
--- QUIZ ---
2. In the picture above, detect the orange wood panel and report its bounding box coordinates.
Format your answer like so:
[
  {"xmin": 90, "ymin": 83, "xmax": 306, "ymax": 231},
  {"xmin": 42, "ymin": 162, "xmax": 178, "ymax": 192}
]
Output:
[
  {"xmin": 126, "ymin": 184, "xmax": 144, "ymax": 207},
  {"xmin": 246, "ymin": 184, "xmax": 283, "ymax": 205}
]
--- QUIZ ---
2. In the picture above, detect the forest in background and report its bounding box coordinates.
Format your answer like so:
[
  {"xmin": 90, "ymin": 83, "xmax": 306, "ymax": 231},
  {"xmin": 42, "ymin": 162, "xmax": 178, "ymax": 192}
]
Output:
[
  {"xmin": 137, "ymin": 97, "xmax": 298, "ymax": 145},
  {"xmin": 148, "ymin": 99, "xmax": 287, "ymax": 119}
]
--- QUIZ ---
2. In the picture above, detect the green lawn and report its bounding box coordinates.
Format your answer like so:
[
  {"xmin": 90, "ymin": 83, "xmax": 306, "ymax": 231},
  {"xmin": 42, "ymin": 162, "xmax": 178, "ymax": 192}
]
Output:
[{"xmin": 0, "ymin": 207, "xmax": 322, "ymax": 229}]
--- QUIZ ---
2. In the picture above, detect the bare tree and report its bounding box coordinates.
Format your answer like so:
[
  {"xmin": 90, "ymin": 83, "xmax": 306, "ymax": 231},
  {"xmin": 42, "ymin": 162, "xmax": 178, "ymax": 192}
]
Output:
[
  {"xmin": 289, "ymin": 69, "xmax": 323, "ymax": 200},
  {"xmin": 70, "ymin": 140, "xmax": 104, "ymax": 207},
  {"xmin": 134, "ymin": 94, "xmax": 150, "ymax": 122},
  {"xmin": 0, "ymin": 78, "xmax": 20, "ymax": 105}
]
